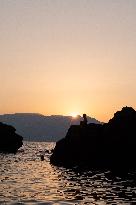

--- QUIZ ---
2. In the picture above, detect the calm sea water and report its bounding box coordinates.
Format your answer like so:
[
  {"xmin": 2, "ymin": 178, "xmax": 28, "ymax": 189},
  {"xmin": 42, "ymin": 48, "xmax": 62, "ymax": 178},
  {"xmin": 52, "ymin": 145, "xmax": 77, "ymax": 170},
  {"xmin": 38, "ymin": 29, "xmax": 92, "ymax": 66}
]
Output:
[{"xmin": 0, "ymin": 142, "xmax": 136, "ymax": 205}]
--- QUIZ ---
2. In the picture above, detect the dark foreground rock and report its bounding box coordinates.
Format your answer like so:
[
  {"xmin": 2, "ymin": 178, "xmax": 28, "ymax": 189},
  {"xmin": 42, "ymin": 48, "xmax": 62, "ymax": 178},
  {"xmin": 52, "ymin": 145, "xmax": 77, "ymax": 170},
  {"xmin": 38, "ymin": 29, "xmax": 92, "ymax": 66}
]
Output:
[
  {"xmin": 0, "ymin": 122, "xmax": 23, "ymax": 153},
  {"xmin": 50, "ymin": 107, "xmax": 136, "ymax": 169}
]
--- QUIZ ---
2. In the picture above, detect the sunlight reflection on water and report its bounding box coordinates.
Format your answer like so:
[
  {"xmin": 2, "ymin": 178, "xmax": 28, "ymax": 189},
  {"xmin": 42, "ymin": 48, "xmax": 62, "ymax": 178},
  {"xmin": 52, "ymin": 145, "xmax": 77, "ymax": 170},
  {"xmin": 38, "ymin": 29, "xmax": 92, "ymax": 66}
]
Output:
[{"xmin": 0, "ymin": 142, "xmax": 136, "ymax": 205}]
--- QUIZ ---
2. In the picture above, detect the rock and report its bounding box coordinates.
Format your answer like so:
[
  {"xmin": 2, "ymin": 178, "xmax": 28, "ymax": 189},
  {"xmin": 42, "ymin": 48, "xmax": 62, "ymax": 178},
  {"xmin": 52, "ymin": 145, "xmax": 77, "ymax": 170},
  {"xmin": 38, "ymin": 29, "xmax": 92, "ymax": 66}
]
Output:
[
  {"xmin": 50, "ymin": 106, "xmax": 136, "ymax": 169},
  {"xmin": 0, "ymin": 122, "xmax": 23, "ymax": 153}
]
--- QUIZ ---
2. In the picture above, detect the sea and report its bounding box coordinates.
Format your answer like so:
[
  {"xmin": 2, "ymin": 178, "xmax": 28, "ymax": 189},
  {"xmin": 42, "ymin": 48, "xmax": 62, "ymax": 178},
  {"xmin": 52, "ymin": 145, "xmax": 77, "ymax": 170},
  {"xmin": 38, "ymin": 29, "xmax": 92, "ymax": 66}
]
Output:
[{"xmin": 0, "ymin": 141, "xmax": 136, "ymax": 205}]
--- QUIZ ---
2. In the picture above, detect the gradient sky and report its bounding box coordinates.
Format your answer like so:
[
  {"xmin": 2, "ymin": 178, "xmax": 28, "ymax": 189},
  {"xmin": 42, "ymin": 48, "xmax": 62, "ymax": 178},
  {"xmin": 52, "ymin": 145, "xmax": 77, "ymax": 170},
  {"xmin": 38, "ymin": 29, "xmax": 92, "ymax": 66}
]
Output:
[{"xmin": 0, "ymin": 0, "xmax": 136, "ymax": 122}]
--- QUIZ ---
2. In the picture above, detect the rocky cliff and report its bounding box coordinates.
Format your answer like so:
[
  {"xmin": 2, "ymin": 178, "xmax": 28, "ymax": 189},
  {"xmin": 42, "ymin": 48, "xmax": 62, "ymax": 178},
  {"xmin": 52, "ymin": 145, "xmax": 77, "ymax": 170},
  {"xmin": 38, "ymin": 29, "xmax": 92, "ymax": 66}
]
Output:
[
  {"xmin": 50, "ymin": 107, "xmax": 136, "ymax": 169},
  {"xmin": 0, "ymin": 122, "xmax": 23, "ymax": 153}
]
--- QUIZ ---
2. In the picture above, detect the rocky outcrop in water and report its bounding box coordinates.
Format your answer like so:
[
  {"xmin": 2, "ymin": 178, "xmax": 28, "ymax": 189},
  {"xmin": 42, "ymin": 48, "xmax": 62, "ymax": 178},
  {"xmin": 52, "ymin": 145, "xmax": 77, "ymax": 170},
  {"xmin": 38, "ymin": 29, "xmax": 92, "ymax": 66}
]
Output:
[
  {"xmin": 50, "ymin": 107, "xmax": 136, "ymax": 169},
  {"xmin": 0, "ymin": 122, "xmax": 23, "ymax": 153}
]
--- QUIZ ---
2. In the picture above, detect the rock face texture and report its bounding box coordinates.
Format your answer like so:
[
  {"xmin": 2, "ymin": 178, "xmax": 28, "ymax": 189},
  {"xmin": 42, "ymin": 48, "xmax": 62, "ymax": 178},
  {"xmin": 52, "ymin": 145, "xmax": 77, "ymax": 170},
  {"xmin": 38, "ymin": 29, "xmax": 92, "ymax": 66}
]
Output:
[
  {"xmin": 50, "ymin": 107, "xmax": 136, "ymax": 169},
  {"xmin": 0, "ymin": 122, "xmax": 23, "ymax": 153}
]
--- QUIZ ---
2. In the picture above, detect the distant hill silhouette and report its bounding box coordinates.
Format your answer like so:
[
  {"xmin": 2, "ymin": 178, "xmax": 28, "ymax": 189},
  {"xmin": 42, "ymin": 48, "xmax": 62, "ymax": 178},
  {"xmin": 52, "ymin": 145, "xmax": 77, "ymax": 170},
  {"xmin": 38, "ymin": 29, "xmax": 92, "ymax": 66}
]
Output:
[
  {"xmin": 0, "ymin": 122, "xmax": 23, "ymax": 153},
  {"xmin": 0, "ymin": 113, "xmax": 101, "ymax": 141},
  {"xmin": 50, "ymin": 106, "xmax": 136, "ymax": 169}
]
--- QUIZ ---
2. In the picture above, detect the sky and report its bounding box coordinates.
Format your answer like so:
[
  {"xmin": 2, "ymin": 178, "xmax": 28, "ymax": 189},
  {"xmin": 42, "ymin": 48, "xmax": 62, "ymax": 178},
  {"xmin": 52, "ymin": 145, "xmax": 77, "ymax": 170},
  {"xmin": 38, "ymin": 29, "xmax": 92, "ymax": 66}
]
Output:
[{"xmin": 0, "ymin": 0, "xmax": 136, "ymax": 122}]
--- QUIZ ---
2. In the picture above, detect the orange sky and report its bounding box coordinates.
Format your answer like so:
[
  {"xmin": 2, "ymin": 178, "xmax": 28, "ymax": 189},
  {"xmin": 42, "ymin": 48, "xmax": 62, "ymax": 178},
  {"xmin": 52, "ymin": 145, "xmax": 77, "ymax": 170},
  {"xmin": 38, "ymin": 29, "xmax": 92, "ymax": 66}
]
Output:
[{"xmin": 0, "ymin": 0, "xmax": 136, "ymax": 122}]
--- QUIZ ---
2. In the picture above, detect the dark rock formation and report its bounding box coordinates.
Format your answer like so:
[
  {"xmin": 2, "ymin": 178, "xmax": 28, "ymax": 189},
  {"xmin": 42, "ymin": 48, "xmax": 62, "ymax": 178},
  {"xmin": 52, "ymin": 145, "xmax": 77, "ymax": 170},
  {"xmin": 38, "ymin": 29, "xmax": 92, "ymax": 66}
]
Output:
[
  {"xmin": 50, "ymin": 106, "xmax": 136, "ymax": 169},
  {"xmin": 0, "ymin": 122, "xmax": 23, "ymax": 153}
]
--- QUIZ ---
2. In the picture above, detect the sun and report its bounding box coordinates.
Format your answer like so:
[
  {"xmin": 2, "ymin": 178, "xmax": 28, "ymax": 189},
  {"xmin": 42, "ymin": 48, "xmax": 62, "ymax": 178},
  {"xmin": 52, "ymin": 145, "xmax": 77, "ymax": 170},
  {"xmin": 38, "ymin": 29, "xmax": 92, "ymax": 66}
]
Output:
[{"xmin": 70, "ymin": 112, "xmax": 79, "ymax": 118}]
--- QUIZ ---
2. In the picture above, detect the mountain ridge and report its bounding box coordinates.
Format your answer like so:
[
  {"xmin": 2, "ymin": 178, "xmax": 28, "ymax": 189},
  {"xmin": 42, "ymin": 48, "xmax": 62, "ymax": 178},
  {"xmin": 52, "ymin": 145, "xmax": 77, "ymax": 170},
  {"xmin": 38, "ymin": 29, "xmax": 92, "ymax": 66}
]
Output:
[{"xmin": 0, "ymin": 113, "xmax": 101, "ymax": 142}]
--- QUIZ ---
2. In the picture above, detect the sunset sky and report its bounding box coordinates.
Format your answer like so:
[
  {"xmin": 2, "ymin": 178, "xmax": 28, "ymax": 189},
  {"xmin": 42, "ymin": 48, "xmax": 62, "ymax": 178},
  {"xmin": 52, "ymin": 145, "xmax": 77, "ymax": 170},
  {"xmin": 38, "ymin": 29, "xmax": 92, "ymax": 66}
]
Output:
[{"xmin": 0, "ymin": 0, "xmax": 136, "ymax": 122}]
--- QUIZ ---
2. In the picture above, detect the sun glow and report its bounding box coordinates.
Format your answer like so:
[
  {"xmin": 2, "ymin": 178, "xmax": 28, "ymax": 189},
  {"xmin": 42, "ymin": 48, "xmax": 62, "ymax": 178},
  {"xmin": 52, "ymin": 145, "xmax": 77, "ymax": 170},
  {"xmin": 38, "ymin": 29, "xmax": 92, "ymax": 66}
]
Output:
[{"xmin": 70, "ymin": 112, "xmax": 79, "ymax": 118}]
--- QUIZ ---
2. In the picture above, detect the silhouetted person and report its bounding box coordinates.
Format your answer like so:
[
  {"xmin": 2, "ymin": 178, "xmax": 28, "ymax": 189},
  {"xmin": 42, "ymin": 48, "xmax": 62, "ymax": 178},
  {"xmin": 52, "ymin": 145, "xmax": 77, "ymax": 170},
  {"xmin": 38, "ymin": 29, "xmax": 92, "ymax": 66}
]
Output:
[
  {"xmin": 80, "ymin": 114, "xmax": 87, "ymax": 126},
  {"xmin": 83, "ymin": 114, "xmax": 87, "ymax": 125}
]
